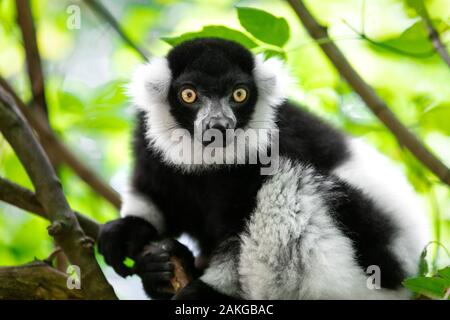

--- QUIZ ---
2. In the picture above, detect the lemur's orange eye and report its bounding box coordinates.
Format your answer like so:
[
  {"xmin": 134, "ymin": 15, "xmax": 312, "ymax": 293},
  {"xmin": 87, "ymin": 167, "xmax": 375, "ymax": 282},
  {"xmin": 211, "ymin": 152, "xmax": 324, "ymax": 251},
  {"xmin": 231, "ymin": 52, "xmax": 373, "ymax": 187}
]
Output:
[
  {"xmin": 180, "ymin": 88, "xmax": 197, "ymax": 104},
  {"xmin": 233, "ymin": 88, "xmax": 248, "ymax": 103}
]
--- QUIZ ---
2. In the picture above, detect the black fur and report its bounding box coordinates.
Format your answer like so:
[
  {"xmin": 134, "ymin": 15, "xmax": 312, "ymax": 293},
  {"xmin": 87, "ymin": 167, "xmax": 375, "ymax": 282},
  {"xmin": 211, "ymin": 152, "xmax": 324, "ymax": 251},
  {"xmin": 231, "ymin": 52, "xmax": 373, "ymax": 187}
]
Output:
[
  {"xmin": 277, "ymin": 105, "xmax": 350, "ymax": 171},
  {"xmin": 98, "ymin": 216, "xmax": 158, "ymax": 277},
  {"xmin": 321, "ymin": 178, "xmax": 405, "ymax": 289}
]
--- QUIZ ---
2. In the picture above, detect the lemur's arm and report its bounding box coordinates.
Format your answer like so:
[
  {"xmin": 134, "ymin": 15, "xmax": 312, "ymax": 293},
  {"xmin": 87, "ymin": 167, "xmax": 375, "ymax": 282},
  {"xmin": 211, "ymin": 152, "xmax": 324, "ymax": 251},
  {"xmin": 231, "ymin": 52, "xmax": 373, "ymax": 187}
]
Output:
[
  {"xmin": 119, "ymin": 187, "xmax": 166, "ymax": 235},
  {"xmin": 173, "ymin": 237, "xmax": 241, "ymax": 300},
  {"xmin": 98, "ymin": 181, "xmax": 200, "ymax": 299}
]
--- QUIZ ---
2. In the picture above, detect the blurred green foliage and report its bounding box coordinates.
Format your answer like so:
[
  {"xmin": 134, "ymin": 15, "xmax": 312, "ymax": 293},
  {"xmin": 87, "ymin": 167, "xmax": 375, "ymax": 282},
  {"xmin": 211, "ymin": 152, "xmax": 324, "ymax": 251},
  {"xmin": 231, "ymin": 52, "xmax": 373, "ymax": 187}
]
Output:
[
  {"xmin": 0, "ymin": 0, "xmax": 449, "ymax": 286},
  {"xmin": 403, "ymin": 243, "xmax": 450, "ymax": 299}
]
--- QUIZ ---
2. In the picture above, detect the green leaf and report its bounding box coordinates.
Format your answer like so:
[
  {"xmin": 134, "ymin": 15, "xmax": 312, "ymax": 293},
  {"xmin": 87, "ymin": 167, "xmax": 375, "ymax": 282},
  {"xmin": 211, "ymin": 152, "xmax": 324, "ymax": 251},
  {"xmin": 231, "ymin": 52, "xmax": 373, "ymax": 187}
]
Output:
[
  {"xmin": 404, "ymin": 0, "xmax": 428, "ymax": 18},
  {"xmin": 237, "ymin": 7, "xmax": 290, "ymax": 47},
  {"xmin": 379, "ymin": 21, "xmax": 434, "ymax": 57},
  {"xmin": 438, "ymin": 266, "xmax": 450, "ymax": 282},
  {"xmin": 420, "ymin": 104, "xmax": 450, "ymax": 135},
  {"xmin": 262, "ymin": 49, "xmax": 287, "ymax": 61},
  {"xmin": 58, "ymin": 91, "xmax": 85, "ymax": 112},
  {"xmin": 89, "ymin": 80, "xmax": 128, "ymax": 109},
  {"xmin": 162, "ymin": 26, "xmax": 258, "ymax": 49},
  {"xmin": 403, "ymin": 276, "xmax": 449, "ymax": 299},
  {"xmin": 124, "ymin": 257, "xmax": 135, "ymax": 268},
  {"xmin": 122, "ymin": 6, "xmax": 158, "ymax": 43}
]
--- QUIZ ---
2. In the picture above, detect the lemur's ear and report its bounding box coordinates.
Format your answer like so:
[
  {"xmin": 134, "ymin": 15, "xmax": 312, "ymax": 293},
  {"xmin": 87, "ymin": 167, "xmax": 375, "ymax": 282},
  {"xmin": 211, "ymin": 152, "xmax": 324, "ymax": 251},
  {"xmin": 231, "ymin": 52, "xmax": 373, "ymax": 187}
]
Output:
[
  {"xmin": 126, "ymin": 57, "xmax": 172, "ymax": 112},
  {"xmin": 253, "ymin": 54, "xmax": 295, "ymax": 108}
]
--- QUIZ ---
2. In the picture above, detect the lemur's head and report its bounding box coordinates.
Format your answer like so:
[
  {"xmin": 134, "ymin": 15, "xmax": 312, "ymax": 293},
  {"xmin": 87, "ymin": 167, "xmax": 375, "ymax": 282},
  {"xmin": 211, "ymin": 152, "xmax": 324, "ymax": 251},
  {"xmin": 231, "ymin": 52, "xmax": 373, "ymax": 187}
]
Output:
[{"xmin": 128, "ymin": 38, "xmax": 292, "ymax": 172}]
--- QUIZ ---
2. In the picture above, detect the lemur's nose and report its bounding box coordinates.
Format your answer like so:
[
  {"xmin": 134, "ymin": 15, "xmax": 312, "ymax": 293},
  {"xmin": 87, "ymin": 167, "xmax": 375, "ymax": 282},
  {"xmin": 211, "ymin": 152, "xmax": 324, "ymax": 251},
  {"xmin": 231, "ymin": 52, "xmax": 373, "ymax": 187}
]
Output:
[{"xmin": 206, "ymin": 118, "xmax": 234, "ymax": 134}]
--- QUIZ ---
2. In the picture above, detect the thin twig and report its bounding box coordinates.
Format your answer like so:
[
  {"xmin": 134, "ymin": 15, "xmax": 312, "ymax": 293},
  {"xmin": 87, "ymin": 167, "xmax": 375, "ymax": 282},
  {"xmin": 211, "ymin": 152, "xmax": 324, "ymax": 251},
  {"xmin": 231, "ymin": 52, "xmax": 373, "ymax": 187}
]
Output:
[
  {"xmin": 0, "ymin": 176, "xmax": 100, "ymax": 240},
  {"xmin": 83, "ymin": 0, "xmax": 149, "ymax": 60},
  {"xmin": 0, "ymin": 86, "xmax": 116, "ymax": 299},
  {"xmin": 415, "ymin": 3, "xmax": 450, "ymax": 68},
  {"xmin": 286, "ymin": 0, "xmax": 450, "ymax": 186},
  {"xmin": 0, "ymin": 75, "xmax": 121, "ymax": 209},
  {"xmin": 44, "ymin": 247, "xmax": 63, "ymax": 264}
]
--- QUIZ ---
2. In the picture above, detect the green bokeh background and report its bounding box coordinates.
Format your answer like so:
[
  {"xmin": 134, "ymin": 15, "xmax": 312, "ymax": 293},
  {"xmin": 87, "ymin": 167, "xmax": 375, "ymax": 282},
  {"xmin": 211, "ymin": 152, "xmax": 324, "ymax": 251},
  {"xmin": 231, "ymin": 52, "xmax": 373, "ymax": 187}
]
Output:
[{"xmin": 0, "ymin": 0, "xmax": 449, "ymax": 279}]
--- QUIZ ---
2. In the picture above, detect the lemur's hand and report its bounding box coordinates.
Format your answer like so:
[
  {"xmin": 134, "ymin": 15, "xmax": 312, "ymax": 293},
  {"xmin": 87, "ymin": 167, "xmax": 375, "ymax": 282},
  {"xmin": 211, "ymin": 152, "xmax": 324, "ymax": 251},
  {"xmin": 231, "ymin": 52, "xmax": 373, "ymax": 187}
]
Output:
[
  {"xmin": 135, "ymin": 239, "xmax": 197, "ymax": 299},
  {"xmin": 98, "ymin": 216, "xmax": 158, "ymax": 277}
]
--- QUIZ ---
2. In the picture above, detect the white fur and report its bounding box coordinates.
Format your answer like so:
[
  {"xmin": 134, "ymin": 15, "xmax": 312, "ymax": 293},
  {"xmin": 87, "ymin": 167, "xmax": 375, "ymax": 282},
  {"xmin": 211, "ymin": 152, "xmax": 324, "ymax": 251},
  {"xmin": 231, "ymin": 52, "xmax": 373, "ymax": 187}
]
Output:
[
  {"xmin": 126, "ymin": 55, "xmax": 293, "ymax": 172},
  {"xmin": 200, "ymin": 238, "xmax": 241, "ymax": 298},
  {"xmin": 239, "ymin": 158, "xmax": 410, "ymax": 299},
  {"xmin": 248, "ymin": 55, "xmax": 294, "ymax": 131},
  {"xmin": 332, "ymin": 138, "xmax": 430, "ymax": 277},
  {"xmin": 120, "ymin": 187, "xmax": 165, "ymax": 234}
]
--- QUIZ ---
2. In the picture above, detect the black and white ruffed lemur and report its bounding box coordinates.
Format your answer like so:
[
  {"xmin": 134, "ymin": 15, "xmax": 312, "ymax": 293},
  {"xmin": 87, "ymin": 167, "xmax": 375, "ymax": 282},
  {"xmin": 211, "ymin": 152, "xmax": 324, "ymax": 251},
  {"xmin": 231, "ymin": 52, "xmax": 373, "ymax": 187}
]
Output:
[{"xmin": 98, "ymin": 38, "xmax": 429, "ymax": 300}]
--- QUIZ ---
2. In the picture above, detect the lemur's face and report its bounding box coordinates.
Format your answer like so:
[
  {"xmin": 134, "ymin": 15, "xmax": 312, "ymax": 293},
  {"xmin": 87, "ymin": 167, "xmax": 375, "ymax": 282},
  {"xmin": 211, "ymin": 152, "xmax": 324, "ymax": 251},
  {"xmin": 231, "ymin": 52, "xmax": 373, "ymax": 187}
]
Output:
[
  {"xmin": 128, "ymin": 38, "xmax": 292, "ymax": 170},
  {"xmin": 166, "ymin": 40, "xmax": 258, "ymax": 138}
]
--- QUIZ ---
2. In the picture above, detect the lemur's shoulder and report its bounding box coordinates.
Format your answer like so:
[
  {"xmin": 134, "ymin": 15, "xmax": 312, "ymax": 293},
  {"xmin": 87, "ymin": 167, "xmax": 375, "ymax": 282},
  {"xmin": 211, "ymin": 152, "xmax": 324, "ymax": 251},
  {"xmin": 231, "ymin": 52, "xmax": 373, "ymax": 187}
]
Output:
[{"xmin": 277, "ymin": 101, "xmax": 350, "ymax": 171}]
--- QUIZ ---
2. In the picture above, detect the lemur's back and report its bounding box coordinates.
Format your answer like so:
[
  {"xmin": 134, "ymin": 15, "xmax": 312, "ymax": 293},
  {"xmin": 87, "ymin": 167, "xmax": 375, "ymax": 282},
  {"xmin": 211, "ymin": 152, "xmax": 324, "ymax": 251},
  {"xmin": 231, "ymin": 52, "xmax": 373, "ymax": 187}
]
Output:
[{"xmin": 277, "ymin": 102, "xmax": 350, "ymax": 171}]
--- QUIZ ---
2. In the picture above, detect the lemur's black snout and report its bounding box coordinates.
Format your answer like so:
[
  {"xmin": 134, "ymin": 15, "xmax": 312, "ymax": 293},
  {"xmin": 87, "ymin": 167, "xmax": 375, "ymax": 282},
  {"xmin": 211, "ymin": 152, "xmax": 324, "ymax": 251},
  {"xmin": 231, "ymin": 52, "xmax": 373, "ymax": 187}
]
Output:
[
  {"xmin": 201, "ymin": 116, "xmax": 236, "ymax": 147},
  {"xmin": 206, "ymin": 117, "xmax": 235, "ymax": 134}
]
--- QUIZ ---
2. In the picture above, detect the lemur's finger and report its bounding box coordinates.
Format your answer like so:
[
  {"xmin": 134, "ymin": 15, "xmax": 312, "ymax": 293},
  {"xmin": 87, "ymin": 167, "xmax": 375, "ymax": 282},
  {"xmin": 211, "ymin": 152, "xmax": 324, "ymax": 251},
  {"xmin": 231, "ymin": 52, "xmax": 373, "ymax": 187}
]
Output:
[
  {"xmin": 140, "ymin": 271, "xmax": 173, "ymax": 283},
  {"xmin": 138, "ymin": 242, "xmax": 192, "ymax": 294},
  {"xmin": 98, "ymin": 238, "xmax": 132, "ymax": 277},
  {"xmin": 135, "ymin": 261, "xmax": 174, "ymax": 274}
]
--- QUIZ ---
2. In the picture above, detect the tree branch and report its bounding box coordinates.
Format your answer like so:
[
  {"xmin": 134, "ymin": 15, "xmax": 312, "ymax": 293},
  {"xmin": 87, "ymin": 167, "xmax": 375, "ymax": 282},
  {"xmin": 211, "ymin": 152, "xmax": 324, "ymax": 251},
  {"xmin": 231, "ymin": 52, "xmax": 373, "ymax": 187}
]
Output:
[
  {"xmin": 15, "ymin": 0, "xmax": 49, "ymax": 116},
  {"xmin": 83, "ymin": 0, "xmax": 149, "ymax": 60},
  {"xmin": 0, "ymin": 177, "xmax": 191, "ymax": 295},
  {"xmin": 414, "ymin": 2, "xmax": 450, "ymax": 68},
  {"xmin": 286, "ymin": 0, "xmax": 450, "ymax": 186},
  {"xmin": 0, "ymin": 75, "xmax": 121, "ymax": 209},
  {"xmin": 0, "ymin": 260, "xmax": 86, "ymax": 299},
  {"xmin": 0, "ymin": 177, "xmax": 100, "ymax": 240},
  {"xmin": 0, "ymin": 87, "xmax": 117, "ymax": 299}
]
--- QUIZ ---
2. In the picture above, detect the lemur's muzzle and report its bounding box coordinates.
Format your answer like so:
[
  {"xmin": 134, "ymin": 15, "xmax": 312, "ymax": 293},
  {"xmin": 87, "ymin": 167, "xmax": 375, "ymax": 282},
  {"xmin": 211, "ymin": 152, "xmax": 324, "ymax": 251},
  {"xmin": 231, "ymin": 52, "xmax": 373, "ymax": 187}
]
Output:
[
  {"xmin": 195, "ymin": 99, "xmax": 237, "ymax": 146},
  {"xmin": 205, "ymin": 116, "xmax": 235, "ymax": 135}
]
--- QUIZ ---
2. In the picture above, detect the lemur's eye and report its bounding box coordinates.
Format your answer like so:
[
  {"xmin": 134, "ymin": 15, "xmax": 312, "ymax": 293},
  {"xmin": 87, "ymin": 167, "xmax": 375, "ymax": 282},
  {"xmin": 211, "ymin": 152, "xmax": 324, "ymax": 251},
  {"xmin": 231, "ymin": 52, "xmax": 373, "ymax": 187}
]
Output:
[
  {"xmin": 233, "ymin": 88, "xmax": 248, "ymax": 103},
  {"xmin": 180, "ymin": 88, "xmax": 197, "ymax": 104}
]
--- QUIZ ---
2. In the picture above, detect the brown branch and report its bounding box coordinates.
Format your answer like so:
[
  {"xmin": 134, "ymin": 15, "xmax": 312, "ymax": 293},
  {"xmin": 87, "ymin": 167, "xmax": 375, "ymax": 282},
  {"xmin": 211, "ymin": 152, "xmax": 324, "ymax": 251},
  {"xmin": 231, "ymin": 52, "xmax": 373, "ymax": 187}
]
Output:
[
  {"xmin": 0, "ymin": 75, "xmax": 121, "ymax": 209},
  {"xmin": 286, "ymin": 0, "xmax": 450, "ymax": 186},
  {"xmin": 15, "ymin": 0, "xmax": 48, "ymax": 116},
  {"xmin": 0, "ymin": 260, "xmax": 86, "ymax": 299},
  {"xmin": 83, "ymin": 0, "xmax": 149, "ymax": 60},
  {"xmin": 415, "ymin": 3, "xmax": 450, "ymax": 68},
  {"xmin": 0, "ymin": 87, "xmax": 117, "ymax": 299},
  {"xmin": 0, "ymin": 177, "xmax": 190, "ymax": 295},
  {"xmin": 15, "ymin": 1, "xmax": 119, "ymax": 201},
  {"xmin": 0, "ymin": 177, "xmax": 100, "ymax": 240}
]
